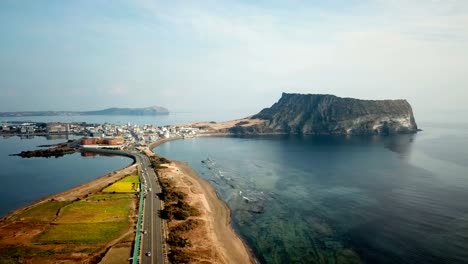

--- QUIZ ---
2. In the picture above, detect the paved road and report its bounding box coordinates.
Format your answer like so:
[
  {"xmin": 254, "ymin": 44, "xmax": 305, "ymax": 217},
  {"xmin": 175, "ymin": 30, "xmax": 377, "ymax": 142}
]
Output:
[
  {"xmin": 134, "ymin": 152, "xmax": 165, "ymax": 264},
  {"xmin": 80, "ymin": 148, "xmax": 165, "ymax": 264}
]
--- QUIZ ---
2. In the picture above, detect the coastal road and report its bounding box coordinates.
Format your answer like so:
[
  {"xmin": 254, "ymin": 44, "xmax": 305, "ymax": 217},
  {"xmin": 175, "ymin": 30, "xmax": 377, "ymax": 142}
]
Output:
[
  {"xmin": 133, "ymin": 152, "xmax": 165, "ymax": 264},
  {"xmin": 77, "ymin": 148, "xmax": 165, "ymax": 263}
]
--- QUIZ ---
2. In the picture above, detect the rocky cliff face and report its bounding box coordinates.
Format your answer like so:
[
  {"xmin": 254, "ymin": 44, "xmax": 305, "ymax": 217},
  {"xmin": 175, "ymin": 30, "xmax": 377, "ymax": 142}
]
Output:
[{"xmin": 235, "ymin": 93, "xmax": 418, "ymax": 135}]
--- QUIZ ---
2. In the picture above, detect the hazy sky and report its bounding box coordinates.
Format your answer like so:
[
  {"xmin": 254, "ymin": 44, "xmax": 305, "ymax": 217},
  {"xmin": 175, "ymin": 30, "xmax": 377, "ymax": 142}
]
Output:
[{"xmin": 1, "ymin": 0, "xmax": 467, "ymax": 120}]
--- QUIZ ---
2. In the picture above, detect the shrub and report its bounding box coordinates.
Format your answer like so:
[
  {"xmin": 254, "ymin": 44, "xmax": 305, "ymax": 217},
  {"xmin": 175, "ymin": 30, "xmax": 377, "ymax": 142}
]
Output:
[
  {"xmin": 171, "ymin": 219, "xmax": 200, "ymax": 233},
  {"xmin": 168, "ymin": 249, "xmax": 192, "ymax": 264},
  {"xmin": 159, "ymin": 208, "xmax": 173, "ymax": 220},
  {"xmin": 167, "ymin": 233, "xmax": 191, "ymax": 248},
  {"xmin": 173, "ymin": 210, "xmax": 190, "ymax": 220}
]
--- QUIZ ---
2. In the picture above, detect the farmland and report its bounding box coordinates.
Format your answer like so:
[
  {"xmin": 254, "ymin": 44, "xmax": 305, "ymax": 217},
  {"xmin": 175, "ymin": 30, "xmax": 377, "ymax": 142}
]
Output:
[
  {"xmin": 11, "ymin": 201, "xmax": 71, "ymax": 223},
  {"xmin": 56, "ymin": 198, "xmax": 131, "ymax": 224},
  {"xmin": 103, "ymin": 175, "xmax": 140, "ymax": 193},
  {"xmin": 0, "ymin": 165, "xmax": 139, "ymax": 263},
  {"xmin": 35, "ymin": 189, "xmax": 135, "ymax": 244},
  {"xmin": 36, "ymin": 221, "xmax": 130, "ymax": 244}
]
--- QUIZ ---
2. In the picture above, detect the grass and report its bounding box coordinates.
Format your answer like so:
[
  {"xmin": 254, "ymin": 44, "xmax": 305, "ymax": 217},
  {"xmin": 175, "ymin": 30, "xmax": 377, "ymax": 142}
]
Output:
[
  {"xmin": 86, "ymin": 193, "xmax": 134, "ymax": 201},
  {"xmin": 57, "ymin": 198, "xmax": 132, "ymax": 224},
  {"xmin": 102, "ymin": 175, "xmax": 140, "ymax": 193},
  {"xmin": 8, "ymin": 176, "xmax": 138, "ymax": 255},
  {"xmin": 11, "ymin": 201, "xmax": 71, "ymax": 223},
  {"xmin": 34, "ymin": 193, "xmax": 134, "ymax": 244},
  {"xmin": 35, "ymin": 222, "xmax": 129, "ymax": 244},
  {"xmin": 100, "ymin": 246, "xmax": 132, "ymax": 264},
  {"xmin": 0, "ymin": 245, "xmax": 55, "ymax": 264}
]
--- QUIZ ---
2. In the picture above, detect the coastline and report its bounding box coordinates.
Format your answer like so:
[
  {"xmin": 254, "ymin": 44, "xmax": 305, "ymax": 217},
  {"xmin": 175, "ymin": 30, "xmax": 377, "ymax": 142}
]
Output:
[
  {"xmin": 175, "ymin": 161, "xmax": 256, "ymax": 263},
  {"xmin": 0, "ymin": 162, "xmax": 139, "ymax": 263},
  {"xmin": 1, "ymin": 134, "xmax": 255, "ymax": 263},
  {"xmin": 151, "ymin": 135, "xmax": 256, "ymax": 263},
  {"xmin": 2, "ymin": 162, "xmax": 137, "ymax": 220}
]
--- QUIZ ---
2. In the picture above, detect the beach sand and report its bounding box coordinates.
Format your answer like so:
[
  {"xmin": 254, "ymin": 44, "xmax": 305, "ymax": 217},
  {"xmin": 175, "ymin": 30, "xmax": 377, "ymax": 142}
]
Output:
[
  {"xmin": 178, "ymin": 117, "xmax": 266, "ymax": 132},
  {"xmin": 158, "ymin": 161, "xmax": 254, "ymax": 264}
]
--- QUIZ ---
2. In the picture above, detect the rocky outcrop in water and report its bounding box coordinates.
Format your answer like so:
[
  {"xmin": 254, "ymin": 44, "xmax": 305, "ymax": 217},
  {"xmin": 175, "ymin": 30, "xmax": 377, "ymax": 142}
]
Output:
[{"xmin": 232, "ymin": 93, "xmax": 418, "ymax": 135}]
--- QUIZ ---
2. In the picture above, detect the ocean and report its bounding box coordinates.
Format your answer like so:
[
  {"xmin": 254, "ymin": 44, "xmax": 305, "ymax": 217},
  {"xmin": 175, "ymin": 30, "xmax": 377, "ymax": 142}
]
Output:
[
  {"xmin": 0, "ymin": 135, "xmax": 132, "ymax": 217},
  {"xmin": 2, "ymin": 114, "xmax": 468, "ymax": 264},
  {"xmin": 0, "ymin": 111, "xmax": 254, "ymax": 126},
  {"xmin": 155, "ymin": 121, "xmax": 468, "ymax": 264}
]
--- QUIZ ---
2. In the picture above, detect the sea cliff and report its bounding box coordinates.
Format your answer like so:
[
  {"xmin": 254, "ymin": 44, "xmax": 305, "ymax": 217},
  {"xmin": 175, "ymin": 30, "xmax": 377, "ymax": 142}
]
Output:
[{"xmin": 231, "ymin": 93, "xmax": 418, "ymax": 135}]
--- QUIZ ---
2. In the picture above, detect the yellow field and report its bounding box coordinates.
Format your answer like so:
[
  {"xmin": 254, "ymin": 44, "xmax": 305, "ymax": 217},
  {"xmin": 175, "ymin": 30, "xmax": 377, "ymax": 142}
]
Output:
[{"xmin": 103, "ymin": 175, "xmax": 140, "ymax": 193}]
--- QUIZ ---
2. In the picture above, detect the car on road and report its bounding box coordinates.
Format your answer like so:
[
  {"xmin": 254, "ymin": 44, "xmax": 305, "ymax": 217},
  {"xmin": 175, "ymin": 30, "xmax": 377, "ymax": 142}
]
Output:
[{"xmin": 146, "ymin": 252, "xmax": 151, "ymax": 257}]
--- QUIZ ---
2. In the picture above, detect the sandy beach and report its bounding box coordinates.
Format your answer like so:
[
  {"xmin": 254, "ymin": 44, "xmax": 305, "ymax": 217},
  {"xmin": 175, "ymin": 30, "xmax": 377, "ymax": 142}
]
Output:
[
  {"xmin": 157, "ymin": 160, "xmax": 255, "ymax": 263},
  {"xmin": 147, "ymin": 131, "xmax": 256, "ymax": 263},
  {"xmin": 1, "ymin": 134, "xmax": 255, "ymax": 263},
  {"xmin": 178, "ymin": 117, "xmax": 266, "ymax": 132}
]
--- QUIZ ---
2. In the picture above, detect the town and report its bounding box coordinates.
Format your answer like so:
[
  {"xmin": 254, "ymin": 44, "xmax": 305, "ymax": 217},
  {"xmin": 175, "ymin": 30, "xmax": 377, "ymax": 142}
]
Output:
[{"xmin": 0, "ymin": 121, "xmax": 202, "ymax": 149}]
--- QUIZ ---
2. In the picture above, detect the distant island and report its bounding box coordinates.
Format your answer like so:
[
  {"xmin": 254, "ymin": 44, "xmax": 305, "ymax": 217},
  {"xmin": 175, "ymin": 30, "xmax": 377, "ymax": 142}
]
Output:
[
  {"xmin": 0, "ymin": 106, "xmax": 169, "ymax": 117},
  {"xmin": 184, "ymin": 93, "xmax": 419, "ymax": 135}
]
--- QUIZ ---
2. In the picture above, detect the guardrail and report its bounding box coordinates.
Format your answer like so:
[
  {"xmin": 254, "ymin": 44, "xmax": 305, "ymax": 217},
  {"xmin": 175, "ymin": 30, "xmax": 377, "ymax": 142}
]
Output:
[{"xmin": 132, "ymin": 180, "xmax": 145, "ymax": 264}]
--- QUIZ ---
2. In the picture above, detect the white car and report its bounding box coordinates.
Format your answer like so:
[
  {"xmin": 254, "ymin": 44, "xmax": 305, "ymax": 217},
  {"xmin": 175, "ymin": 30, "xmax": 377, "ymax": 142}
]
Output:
[{"xmin": 146, "ymin": 252, "xmax": 151, "ymax": 257}]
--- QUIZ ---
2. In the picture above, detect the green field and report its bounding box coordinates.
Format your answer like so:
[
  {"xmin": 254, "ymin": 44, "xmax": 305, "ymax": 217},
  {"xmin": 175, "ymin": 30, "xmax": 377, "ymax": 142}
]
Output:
[
  {"xmin": 11, "ymin": 201, "xmax": 72, "ymax": 223},
  {"xmin": 33, "ymin": 190, "xmax": 135, "ymax": 244},
  {"xmin": 86, "ymin": 193, "xmax": 134, "ymax": 201},
  {"xmin": 56, "ymin": 199, "xmax": 132, "ymax": 224},
  {"xmin": 102, "ymin": 175, "xmax": 140, "ymax": 193},
  {"xmin": 35, "ymin": 222, "xmax": 129, "ymax": 244}
]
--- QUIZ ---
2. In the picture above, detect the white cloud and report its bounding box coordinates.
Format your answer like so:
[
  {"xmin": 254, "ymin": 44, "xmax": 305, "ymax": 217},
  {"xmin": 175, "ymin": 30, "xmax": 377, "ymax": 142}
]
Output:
[{"xmin": 108, "ymin": 85, "xmax": 129, "ymax": 96}]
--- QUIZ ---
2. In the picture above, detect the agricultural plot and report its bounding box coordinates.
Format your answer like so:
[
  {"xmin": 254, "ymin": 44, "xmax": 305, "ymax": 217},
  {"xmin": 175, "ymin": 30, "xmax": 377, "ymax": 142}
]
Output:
[
  {"xmin": 56, "ymin": 198, "xmax": 131, "ymax": 224},
  {"xmin": 102, "ymin": 175, "xmax": 140, "ymax": 193},
  {"xmin": 87, "ymin": 193, "xmax": 134, "ymax": 201},
  {"xmin": 35, "ymin": 192, "xmax": 135, "ymax": 244},
  {"xmin": 35, "ymin": 222, "xmax": 129, "ymax": 244},
  {"xmin": 11, "ymin": 201, "xmax": 72, "ymax": 223},
  {"xmin": 0, "ymin": 167, "xmax": 140, "ymax": 263}
]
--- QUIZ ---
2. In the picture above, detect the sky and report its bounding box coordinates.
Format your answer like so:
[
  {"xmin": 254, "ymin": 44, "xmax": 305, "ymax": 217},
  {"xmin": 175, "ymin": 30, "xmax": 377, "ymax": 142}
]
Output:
[{"xmin": 1, "ymin": 0, "xmax": 467, "ymax": 121}]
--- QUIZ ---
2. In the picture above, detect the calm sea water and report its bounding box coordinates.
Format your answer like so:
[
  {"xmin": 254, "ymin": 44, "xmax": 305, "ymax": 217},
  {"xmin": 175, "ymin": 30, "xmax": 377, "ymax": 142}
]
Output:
[
  {"xmin": 0, "ymin": 111, "xmax": 254, "ymax": 126},
  {"xmin": 0, "ymin": 135, "xmax": 132, "ymax": 217},
  {"xmin": 155, "ymin": 122, "xmax": 468, "ymax": 264}
]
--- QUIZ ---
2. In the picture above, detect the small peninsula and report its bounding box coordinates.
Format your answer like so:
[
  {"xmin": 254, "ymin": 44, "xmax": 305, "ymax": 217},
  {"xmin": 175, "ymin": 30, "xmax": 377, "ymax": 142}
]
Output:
[
  {"xmin": 249, "ymin": 93, "xmax": 418, "ymax": 135},
  {"xmin": 184, "ymin": 93, "xmax": 419, "ymax": 135},
  {"xmin": 0, "ymin": 106, "xmax": 169, "ymax": 117}
]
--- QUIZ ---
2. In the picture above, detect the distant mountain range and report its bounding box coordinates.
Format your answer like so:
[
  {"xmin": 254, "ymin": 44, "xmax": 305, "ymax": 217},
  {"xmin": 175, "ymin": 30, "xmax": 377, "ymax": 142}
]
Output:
[{"xmin": 0, "ymin": 106, "xmax": 170, "ymax": 117}]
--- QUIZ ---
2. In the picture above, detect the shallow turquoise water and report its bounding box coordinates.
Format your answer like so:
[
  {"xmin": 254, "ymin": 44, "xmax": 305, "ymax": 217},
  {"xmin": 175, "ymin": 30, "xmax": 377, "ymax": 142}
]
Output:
[{"xmin": 155, "ymin": 123, "xmax": 468, "ymax": 264}]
